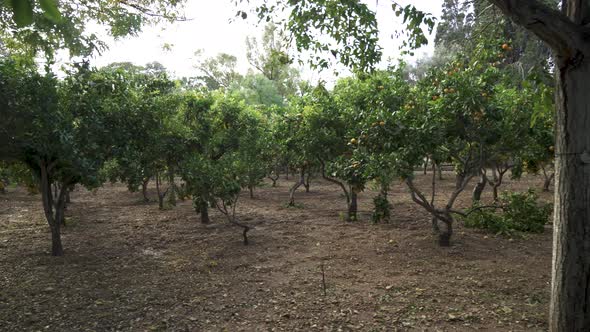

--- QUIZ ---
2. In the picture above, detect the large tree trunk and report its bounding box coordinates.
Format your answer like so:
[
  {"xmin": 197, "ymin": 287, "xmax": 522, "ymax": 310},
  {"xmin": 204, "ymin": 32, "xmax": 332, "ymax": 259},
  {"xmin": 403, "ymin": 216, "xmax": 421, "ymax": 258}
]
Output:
[
  {"xmin": 550, "ymin": 57, "xmax": 590, "ymax": 331},
  {"xmin": 487, "ymin": 1, "xmax": 590, "ymax": 327}
]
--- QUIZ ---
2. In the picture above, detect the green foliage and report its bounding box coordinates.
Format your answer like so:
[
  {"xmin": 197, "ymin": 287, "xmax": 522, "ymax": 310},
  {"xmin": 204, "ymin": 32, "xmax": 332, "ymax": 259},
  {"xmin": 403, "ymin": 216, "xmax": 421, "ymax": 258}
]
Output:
[
  {"xmin": 229, "ymin": 73, "xmax": 284, "ymax": 106},
  {"xmin": 1, "ymin": 0, "xmax": 185, "ymax": 59},
  {"xmin": 462, "ymin": 190, "xmax": 552, "ymax": 235},
  {"xmin": 392, "ymin": 3, "xmax": 436, "ymax": 55},
  {"xmin": 371, "ymin": 191, "xmax": 392, "ymax": 223}
]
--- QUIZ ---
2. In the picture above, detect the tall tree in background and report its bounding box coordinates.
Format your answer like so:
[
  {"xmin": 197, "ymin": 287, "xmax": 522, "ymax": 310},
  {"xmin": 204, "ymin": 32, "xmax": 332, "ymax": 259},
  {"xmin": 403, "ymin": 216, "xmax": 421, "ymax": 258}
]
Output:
[
  {"xmin": 193, "ymin": 51, "xmax": 242, "ymax": 90},
  {"xmin": 434, "ymin": 0, "xmax": 474, "ymax": 48},
  {"xmin": 246, "ymin": 23, "xmax": 300, "ymax": 98}
]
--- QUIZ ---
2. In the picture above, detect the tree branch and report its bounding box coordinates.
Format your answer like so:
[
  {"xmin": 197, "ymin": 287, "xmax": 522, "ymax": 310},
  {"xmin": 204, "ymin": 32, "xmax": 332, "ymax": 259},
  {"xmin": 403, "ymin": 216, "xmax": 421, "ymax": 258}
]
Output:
[{"xmin": 488, "ymin": 0, "xmax": 590, "ymax": 60}]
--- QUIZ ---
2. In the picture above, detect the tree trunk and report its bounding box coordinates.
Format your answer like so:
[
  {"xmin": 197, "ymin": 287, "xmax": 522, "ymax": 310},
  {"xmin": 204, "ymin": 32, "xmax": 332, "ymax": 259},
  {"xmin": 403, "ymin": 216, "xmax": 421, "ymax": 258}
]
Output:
[
  {"xmin": 423, "ymin": 157, "xmax": 429, "ymax": 174},
  {"xmin": 155, "ymin": 172, "xmax": 165, "ymax": 209},
  {"xmin": 200, "ymin": 201, "xmax": 210, "ymax": 224},
  {"xmin": 288, "ymin": 167, "xmax": 305, "ymax": 206},
  {"xmin": 50, "ymin": 224, "xmax": 63, "ymax": 256},
  {"xmin": 39, "ymin": 162, "xmax": 66, "ymax": 256},
  {"xmin": 542, "ymin": 165, "xmax": 555, "ymax": 192},
  {"xmin": 431, "ymin": 216, "xmax": 440, "ymax": 233},
  {"xmin": 438, "ymin": 218, "xmax": 452, "ymax": 247},
  {"xmin": 347, "ymin": 189, "xmax": 358, "ymax": 222},
  {"xmin": 268, "ymin": 171, "xmax": 279, "ymax": 187},
  {"xmin": 543, "ymin": 173, "xmax": 555, "ymax": 192},
  {"xmin": 437, "ymin": 163, "xmax": 443, "ymax": 180},
  {"xmin": 549, "ymin": 56, "xmax": 590, "ymax": 331},
  {"xmin": 303, "ymin": 171, "xmax": 311, "ymax": 192},
  {"xmin": 472, "ymin": 171, "xmax": 487, "ymax": 202},
  {"xmin": 141, "ymin": 178, "xmax": 149, "ymax": 202},
  {"xmin": 167, "ymin": 165, "xmax": 176, "ymax": 207},
  {"xmin": 485, "ymin": 1, "xmax": 590, "ymax": 327},
  {"xmin": 248, "ymin": 185, "xmax": 254, "ymax": 199}
]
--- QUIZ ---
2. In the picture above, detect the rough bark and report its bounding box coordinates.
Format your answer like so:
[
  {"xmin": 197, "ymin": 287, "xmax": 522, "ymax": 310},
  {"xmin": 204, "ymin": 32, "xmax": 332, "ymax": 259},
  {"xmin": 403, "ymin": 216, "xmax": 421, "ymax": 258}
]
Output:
[
  {"xmin": 487, "ymin": 1, "xmax": 590, "ymax": 330},
  {"xmin": 550, "ymin": 57, "xmax": 590, "ymax": 332}
]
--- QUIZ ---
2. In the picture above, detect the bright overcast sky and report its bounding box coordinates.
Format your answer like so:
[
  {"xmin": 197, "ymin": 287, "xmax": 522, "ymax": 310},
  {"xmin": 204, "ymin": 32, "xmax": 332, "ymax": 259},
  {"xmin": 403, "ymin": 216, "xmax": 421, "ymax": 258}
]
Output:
[{"xmin": 89, "ymin": 0, "xmax": 443, "ymax": 84}]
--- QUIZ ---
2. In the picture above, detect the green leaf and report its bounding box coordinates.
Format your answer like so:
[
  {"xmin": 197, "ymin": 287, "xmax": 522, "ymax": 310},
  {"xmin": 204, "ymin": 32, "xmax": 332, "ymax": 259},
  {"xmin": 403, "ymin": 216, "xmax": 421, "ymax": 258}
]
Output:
[
  {"xmin": 10, "ymin": 0, "xmax": 34, "ymax": 26},
  {"xmin": 39, "ymin": 0, "xmax": 61, "ymax": 21}
]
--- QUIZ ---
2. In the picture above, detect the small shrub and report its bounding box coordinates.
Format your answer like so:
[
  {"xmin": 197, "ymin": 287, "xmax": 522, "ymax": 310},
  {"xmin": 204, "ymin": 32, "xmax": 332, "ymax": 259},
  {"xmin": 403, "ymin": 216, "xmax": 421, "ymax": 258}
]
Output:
[{"xmin": 462, "ymin": 189, "xmax": 552, "ymax": 235}]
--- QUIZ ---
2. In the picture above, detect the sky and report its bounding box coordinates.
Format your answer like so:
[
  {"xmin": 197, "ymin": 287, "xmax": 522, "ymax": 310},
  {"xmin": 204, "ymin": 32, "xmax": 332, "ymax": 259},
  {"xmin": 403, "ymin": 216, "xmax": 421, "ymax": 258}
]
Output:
[{"xmin": 88, "ymin": 0, "xmax": 443, "ymax": 84}]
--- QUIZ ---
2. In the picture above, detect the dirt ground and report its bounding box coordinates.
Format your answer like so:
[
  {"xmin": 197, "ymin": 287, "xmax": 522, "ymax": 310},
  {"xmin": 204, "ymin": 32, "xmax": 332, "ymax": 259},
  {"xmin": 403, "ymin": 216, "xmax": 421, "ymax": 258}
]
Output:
[{"xmin": 0, "ymin": 172, "xmax": 553, "ymax": 331}]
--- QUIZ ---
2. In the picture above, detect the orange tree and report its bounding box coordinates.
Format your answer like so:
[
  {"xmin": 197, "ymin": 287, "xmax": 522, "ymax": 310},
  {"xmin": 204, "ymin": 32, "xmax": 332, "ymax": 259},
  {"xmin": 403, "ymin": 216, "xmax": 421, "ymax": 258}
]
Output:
[
  {"xmin": 397, "ymin": 49, "xmax": 508, "ymax": 246},
  {"xmin": 100, "ymin": 66, "xmax": 178, "ymax": 204},
  {"xmin": 298, "ymin": 85, "xmax": 367, "ymax": 221},
  {"xmin": 332, "ymin": 67, "xmax": 410, "ymax": 222},
  {"xmin": 0, "ymin": 60, "xmax": 134, "ymax": 256},
  {"xmin": 178, "ymin": 92, "xmax": 264, "ymax": 244}
]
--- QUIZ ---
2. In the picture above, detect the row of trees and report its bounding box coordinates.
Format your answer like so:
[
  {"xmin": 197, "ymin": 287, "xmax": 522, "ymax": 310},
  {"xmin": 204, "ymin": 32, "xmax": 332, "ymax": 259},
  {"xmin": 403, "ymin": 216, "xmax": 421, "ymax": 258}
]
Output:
[
  {"xmin": 1, "ymin": 33, "xmax": 554, "ymax": 255},
  {"xmin": 2, "ymin": 0, "xmax": 587, "ymax": 329}
]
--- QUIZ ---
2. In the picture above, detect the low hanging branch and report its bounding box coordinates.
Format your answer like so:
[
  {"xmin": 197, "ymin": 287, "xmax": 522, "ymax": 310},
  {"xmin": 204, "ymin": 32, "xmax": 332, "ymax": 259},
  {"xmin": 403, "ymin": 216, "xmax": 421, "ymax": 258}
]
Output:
[
  {"xmin": 450, "ymin": 204, "xmax": 507, "ymax": 218},
  {"xmin": 214, "ymin": 196, "xmax": 250, "ymax": 245},
  {"xmin": 317, "ymin": 157, "xmax": 350, "ymax": 204}
]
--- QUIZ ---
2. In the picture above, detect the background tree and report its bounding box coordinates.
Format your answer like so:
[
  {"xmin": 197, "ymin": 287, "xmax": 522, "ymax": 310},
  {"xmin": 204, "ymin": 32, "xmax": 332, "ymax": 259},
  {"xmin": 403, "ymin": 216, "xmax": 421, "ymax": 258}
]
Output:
[
  {"xmin": 194, "ymin": 51, "xmax": 242, "ymax": 90},
  {"xmin": 246, "ymin": 23, "xmax": 301, "ymax": 98}
]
